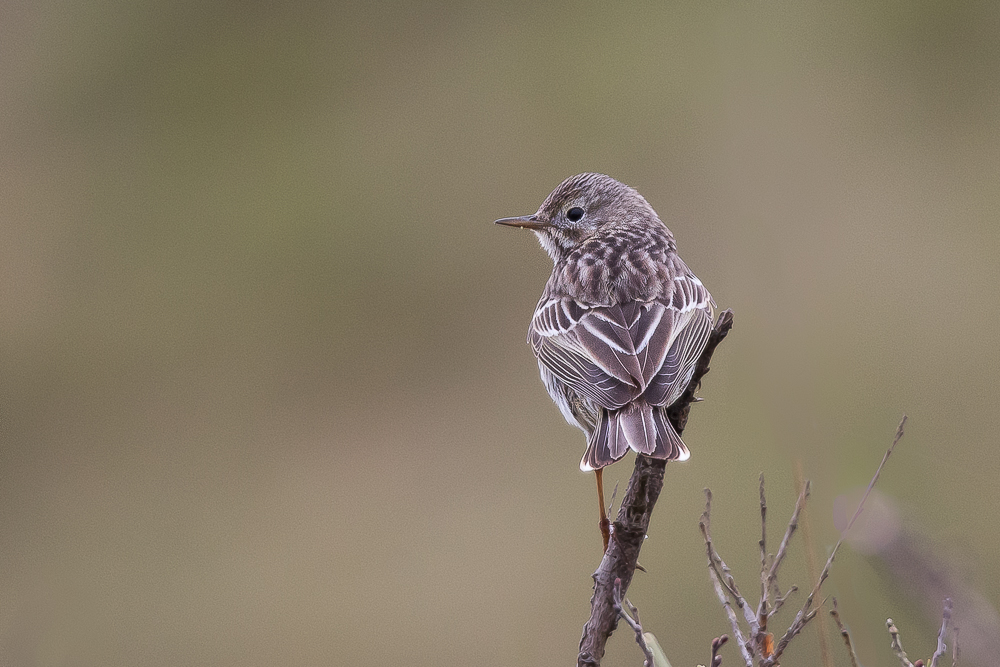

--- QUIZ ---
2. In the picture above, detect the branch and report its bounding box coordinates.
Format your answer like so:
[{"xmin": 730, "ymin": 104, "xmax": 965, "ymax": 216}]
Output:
[
  {"xmin": 767, "ymin": 585, "xmax": 797, "ymax": 619},
  {"xmin": 767, "ymin": 482, "xmax": 810, "ymax": 600},
  {"xmin": 829, "ymin": 597, "xmax": 860, "ymax": 667},
  {"xmin": 700, "ymin": 495, "xmax": 758, "ymax": 637},
  {"xmin": 612, "ymin": 578, "xmax": 654, "ymax": 667},
  {"xmin": 577, "ymin": 309, "xmax": 734, "ymax": 667},
  {"xmin": 702, "ymin": 492, "xmax": 753, "ymax": 667},
  {"xmin": 888, "ymin": 618, "xmax": 915, "ymax": 667},
  {"xmin": 757, "ymin": 474, "xmax": 769, "ymax": 633},
  {"xmin": 929, "ymin": 598, "xmax": 953, "ymax": 667}
]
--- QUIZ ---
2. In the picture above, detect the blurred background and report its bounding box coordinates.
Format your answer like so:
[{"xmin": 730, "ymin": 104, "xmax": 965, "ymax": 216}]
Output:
[{"xmin": 2, "ymin": 1, "xmax": 999, "ymax": 665}]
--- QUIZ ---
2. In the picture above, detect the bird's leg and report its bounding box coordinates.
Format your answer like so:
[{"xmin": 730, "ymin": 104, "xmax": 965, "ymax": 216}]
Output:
[{"xmin": 596, "ymin": 468, "xmax": 611, "ymax": 553}]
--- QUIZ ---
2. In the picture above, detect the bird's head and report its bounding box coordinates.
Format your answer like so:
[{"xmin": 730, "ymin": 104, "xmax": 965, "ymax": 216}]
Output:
[{"xmin": 495, "ymin": 173, "xmax": 660, "ymax": 262}]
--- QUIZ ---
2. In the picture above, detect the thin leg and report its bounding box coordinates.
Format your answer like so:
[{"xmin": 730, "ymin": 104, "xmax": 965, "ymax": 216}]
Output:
[{"xmin": 596, "ymin": 468, "xmax": 610, "ymax": 553}]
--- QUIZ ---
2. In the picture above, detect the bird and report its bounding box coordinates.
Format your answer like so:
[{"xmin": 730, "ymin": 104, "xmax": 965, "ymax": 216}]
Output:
[{"xmin": 496, "ymin": 173, "xmax": 714, "ymax": 551}]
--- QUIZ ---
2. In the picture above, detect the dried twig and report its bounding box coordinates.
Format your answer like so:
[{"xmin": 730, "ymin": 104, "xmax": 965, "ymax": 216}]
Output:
[
  {"xmin": 611, "ymin": 578, "xmax": 653, "ymax": 667},
  {"xmin": 846, "ymin": 416, "xmax": 907, "ymax": 534},
  {"xmin": 708, "ymin": 563, "xmax": 751, "ymax": 666},
  {"xmin": 702, "ymin": 493, "xmax": 753, "ymax": 667},
  {"xmin": 929, "ymin": 598, "xmax": 953, "ymax": 667},
  {"xmin": 888, "ymin": 618, "xmax": 915, "ymax": 667},
  {"xmin": 607, "ymin": 482, "xmax": 619, "ymax": 520},
  {"xmin": 766, "ymin": 482, "xmax": 810, "ymax": 598},
  {"xmin": 577, "ymin": 310, "xmax": 734, "ymax": 667},
  {"xmin": 700, "ymin": 491, "xmax": 759, "ymax": 640},
  {"xmin": 767, "ymin": 585, "xmax": 797, "ymax": 619},
  {"xmin": 829, "ymin": 597, "xmax": 860, "ymax": 667},
  {"xmin": 793, "ymin": 461, "xmax": 833, "ymax": 667},
  {"xmin": 757, "ymin": 474, "xmax": 769, "ymax": 634},
  {"xmin": 708, "ymin": 557, "xmax": 752, "ymax": 665}
]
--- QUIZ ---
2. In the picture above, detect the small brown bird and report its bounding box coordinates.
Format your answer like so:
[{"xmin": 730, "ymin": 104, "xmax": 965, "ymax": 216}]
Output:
[{"xmin": 496, "ymin": 173, "xmax": 714, "ymax": 551}]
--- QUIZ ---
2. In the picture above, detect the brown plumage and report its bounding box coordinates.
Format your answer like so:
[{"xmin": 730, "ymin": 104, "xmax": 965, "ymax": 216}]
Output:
[{"xmin": 497, "ymin": 173, "xmax": 714, "ymax": 472}]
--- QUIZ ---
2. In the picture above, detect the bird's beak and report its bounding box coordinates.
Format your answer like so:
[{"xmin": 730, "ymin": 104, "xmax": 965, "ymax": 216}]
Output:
[{"xmin": 494, "ymin": 214, "xmax": 551, "ymax": 230}]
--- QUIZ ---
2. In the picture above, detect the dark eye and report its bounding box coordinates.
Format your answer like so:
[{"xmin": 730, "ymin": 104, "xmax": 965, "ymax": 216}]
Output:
[{"xmin": 566, "ymin": 207, "xmax": 585, "ymax": 222}]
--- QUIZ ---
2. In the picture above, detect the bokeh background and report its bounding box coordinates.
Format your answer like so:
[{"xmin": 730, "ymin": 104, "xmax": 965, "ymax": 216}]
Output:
[{"xmin": 2, "ymin": 1, "xmax": 999, "ymax": 665}]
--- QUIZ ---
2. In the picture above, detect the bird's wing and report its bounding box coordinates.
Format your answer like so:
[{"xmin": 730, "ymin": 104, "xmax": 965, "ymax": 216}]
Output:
[
  {"xmin": 644, "ymin": 271, "xmax": 715, "ymax": 407},
  {"xmin": 529, "ymin": 297, "xmax": 677, "ymax": 410}
]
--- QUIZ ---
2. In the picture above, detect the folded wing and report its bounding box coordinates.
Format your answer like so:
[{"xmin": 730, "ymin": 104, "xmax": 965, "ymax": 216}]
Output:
[{"xmin": 529, "ymin": 299, "xmax": 676, "ymax": 407}]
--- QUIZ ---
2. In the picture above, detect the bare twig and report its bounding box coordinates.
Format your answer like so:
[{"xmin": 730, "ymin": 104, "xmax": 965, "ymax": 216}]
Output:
[
  {"xmin": 773, "ymin": 600, "xmax": 824, "ymax": 654},
  {"xmin": 846, "ymin": 416, "xmax": 907, "ymax": 534},
  {"xmin": 766, "ymin": 481, "xmax": 810, "ymax": 597},
  {"xmin": 611, "ymin": 578, "xmax": 654, "ymax": 667},
  {"xmin": 769, "ymin": 416, "xmax": 908, "ymax": 664},
  {"xmin": 951, "ymin": 626, "xmax": 959, "ymax": 667},
  {"xmin": 771, "ymin": 541, "xmax": 829, "ymax": 654},
  {"xmin": 702, "ymin": 493, "xmax": 753, "ymax": 667},
  {"xmin": 577, "ymin": 310, "xmax": 734, "ymax": 667},
  {"xmin": 700, "ymin": 491, "xmax": 758, "ymax": 637},
  {"xmin": 829, "ymin": 597, "xmax": 860, "ymax": 667},
  {"xmin": 711, "ymin": 635, "xmax": 729, "ymax": 667},
  {"xmin": 767, "ymin": 585, "xmax": 797, "ymax": 619},
  {"xmin": 888, "ymin": 618, "xmax": 915, "ymax": 667},
  {"xmin": 793, "ymin": 461, "xmax": 832, "ymax": 667},
  {"xmin": 757, "ymin": 474, "xmax": 769, "ymax": 634},
  {"xmin": 930, "ymin": 598, "xmax": 953, "ymax": 667},
  {"xmin": 607, "ymin": 481, "xmax": 619, "ymax": 519},
  {"xmin": 708, "ymin": 563, "xmax": 751, "ymax": 666}
]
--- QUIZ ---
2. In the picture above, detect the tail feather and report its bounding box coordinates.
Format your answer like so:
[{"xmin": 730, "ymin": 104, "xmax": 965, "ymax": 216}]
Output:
[
  {"xmin": 619, "ymin": 403, "xmax": 657, "ymax": 455},
  {"xmin": 580, "ymin": 408, "xmax": 628, "ymax": 471},
  {"xmin": 580, "ymin": 404, "xmax": 690, "ymax": 471},
  {"xmin": 651, "ymin": 408, "xmax": 690, "ymax": 461}
]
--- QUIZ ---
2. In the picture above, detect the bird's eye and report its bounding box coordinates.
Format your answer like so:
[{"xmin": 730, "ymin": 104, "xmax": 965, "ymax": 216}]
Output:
[{"xmin": 566, "ymin": 207, "xmax": 585, "ymax": 222}]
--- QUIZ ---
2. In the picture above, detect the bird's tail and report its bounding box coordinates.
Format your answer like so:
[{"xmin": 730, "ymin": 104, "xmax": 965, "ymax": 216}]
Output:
[{"xmin": 580, "ymin": 403, "xmax": 691, "ymax": 471}]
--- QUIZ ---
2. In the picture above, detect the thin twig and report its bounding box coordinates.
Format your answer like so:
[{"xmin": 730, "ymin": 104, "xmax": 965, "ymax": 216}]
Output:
[
  {"xmin": 793, "ymin": 461, "xmax": 832, "ymax": 667},
  {"xmin": 774, "ymin": 600, "xmax": 824, "ymax": 654},
  {"xmin": 846, "ymin": 415, "xmax": 908, "ymax": 534},
  {"xmin": 757, "ymin": 473, "xmax": 769, "ymax": 634},
  {"xmin": 829, "ymin": 597, "xmax": 860, "ymax": 667},
  {"xmin": 702, "ymin": 493, "xmax": 753, "ymax": 667},
  {"xmin": 767, "ymin": 573, "xmax": 783, "ymax": 613},
  {"xmin": 711, "ymin": 635, "xmax": 728, "ymax": 667},
  {"xmin": 700, "ymin": 491, "xmax": 758, "ymax": 636},
  {"xmin": 708, "ymin": 563, "xmax": 751, "ymax": 666},
  {"xmin": 888, "ymin": 618, "xmax": 915, "ymax": 667},
  {"xmin": 706, "ymin": 548, "xmax": 743, "ymax": 604},
  {"xmin": 929, "ymin": 598, "xmax": 953, "ymax": 667},
  {"xmin": 767, "ymin": 585, "xmax": 797, "ymax": 619},
  {"xmin": 611, "ymin": 578, "xmax": 653, "ymax": 667},
  {"xmin": 766, "ymin": 481, "xmax": 810, "ymax": 595},
  {"xmin": 951, "ymin": 626, "xmax": 959, "ymax": 667},
  {"xmin": 771, "ymin": 526, "xmax": 835, "ymax": 656}
]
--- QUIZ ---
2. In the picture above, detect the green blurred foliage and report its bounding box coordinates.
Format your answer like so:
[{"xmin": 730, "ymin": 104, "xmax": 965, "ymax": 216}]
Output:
[{"xmin": 1, "ymin": 1, "xmax": 999, "ymax": 665}]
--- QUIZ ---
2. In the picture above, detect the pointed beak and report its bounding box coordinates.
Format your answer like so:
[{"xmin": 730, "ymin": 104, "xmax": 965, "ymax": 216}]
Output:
[{"xmin": 494, "ymin": 214, "xmax": 550, "ymax": 230}]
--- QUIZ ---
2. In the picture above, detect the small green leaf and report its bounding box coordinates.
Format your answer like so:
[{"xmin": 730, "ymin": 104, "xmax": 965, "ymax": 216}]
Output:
[{"xmin": 643, "ymin": 632, "xmax": 673, "ymax": 667}]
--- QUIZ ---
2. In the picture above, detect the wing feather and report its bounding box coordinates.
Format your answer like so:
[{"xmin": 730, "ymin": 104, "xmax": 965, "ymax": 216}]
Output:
[
  {"xmin": 644, "ymin": 307, "xmax": 712, "ymax": 407},
  {"xmin": 530, "ymin": 282, "xmax": 712, "ymax": 417}
]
